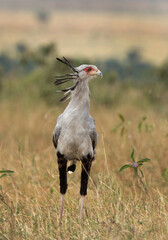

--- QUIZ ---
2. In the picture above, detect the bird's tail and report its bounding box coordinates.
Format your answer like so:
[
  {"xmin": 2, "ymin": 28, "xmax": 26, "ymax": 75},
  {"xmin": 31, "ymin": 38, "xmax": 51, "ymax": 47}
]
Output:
[{"xmin": 67, "ymin": 160, "xmax": 76, "ymax": 174}]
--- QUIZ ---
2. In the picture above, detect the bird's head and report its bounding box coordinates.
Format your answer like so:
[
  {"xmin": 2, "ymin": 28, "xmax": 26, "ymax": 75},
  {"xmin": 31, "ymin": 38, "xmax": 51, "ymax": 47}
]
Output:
[
  {"xmin": 54, "ymin": 57, "xmax": 103, "ymax": 102},
  {"xmin": 75, "ymin": 64, "xmax": 103, "ymax": 81}
]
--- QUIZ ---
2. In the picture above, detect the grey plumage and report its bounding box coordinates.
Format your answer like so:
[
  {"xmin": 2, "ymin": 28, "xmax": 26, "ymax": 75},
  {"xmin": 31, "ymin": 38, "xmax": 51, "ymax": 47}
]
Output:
[{"xmin": 53, "ymin": 114, "xmax": 97, "ymax": 157}]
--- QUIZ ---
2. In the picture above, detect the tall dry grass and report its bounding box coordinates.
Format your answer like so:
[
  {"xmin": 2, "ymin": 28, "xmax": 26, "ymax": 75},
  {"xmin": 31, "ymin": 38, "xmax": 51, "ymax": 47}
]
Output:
[{"xmin": 0, "ymin": 97, "xmax": 168, "ymax": 239}]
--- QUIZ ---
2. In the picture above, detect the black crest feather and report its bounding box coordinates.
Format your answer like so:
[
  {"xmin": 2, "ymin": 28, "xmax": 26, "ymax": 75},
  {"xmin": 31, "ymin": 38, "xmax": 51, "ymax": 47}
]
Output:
[
  {"xmin": 55, "ymin": 57, "xmax": 79, "ymax": 102},
  {"xmin": 56, "ymin": 57, "xmax": 78, "ymax": 73}
]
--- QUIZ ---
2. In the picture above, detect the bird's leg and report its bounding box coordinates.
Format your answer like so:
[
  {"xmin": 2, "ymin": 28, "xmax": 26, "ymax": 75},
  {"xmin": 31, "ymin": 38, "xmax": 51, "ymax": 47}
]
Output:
[
  {"xmin": 80, "ymin": 155, "xmax": 92, "ymax": 220},
  {"xmin": 80, "ymin": 195, "xmax": 85, "ymax": 220},
  {"xmin": 57, "ymin": 152, "xmax": 67, "ymax": 225},
  {"xmin": 60, "ymin": 194, "xmax": 64, "ymax": 224}
]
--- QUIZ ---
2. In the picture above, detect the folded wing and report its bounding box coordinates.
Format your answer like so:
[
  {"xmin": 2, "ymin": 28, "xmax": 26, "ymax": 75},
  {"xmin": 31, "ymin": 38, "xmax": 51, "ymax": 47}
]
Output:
[
  {"xmin": 53, "ymin": 114, "xmax": 62, "ymax": 148},
  {"xmin": 89, "ymin": 115, "xmax": 97, "ymax": 150}
]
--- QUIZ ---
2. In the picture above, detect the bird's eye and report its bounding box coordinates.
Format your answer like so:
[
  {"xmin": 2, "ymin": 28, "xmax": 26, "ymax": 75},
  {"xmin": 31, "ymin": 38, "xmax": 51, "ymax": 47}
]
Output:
[{"xmin": 86, "ymin": 67, "xmax": 92, "ymax": 72}]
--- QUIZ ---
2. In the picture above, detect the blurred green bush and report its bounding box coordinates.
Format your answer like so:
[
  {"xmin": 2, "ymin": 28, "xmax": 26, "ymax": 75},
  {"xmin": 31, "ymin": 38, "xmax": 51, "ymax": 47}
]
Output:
[{"xmin": 1, "ymin": 44, "xmax": 168, "ymax": 110}]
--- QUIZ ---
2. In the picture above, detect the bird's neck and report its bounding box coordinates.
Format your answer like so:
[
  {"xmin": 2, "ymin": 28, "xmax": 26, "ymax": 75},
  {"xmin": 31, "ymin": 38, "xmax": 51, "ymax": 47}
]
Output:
[{"xmin": 67, "ymin": 81, "xmax": 90, "ymax": 111}]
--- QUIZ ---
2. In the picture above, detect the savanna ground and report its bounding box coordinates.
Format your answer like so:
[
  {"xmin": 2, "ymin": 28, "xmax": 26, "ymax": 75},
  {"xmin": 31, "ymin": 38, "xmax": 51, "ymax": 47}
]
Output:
[
  {"xmin": 0, "ymin": 89, "xmax": 168, "ymax": 240},
  {"xmin": 0, "ymin": 10, "xmax": 168, "ymax": 240}
]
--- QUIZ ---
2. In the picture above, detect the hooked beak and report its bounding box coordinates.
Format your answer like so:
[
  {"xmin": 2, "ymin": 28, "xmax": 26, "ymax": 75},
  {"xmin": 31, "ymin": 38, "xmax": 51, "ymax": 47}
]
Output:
[
  {"xmin": 96, "ymin": 70, "xmax": 103, "ymax": 77},
  {"xmin": 90, "ymin": 69, "xmax": 103, "ymax": 78}
]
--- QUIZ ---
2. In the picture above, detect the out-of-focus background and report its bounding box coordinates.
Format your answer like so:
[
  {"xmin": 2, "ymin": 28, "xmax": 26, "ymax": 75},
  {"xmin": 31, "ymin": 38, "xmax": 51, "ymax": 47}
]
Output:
[
  {"xmin": 1, "ymin": 0, "xmax": 168, "ymax": 108},
  {"xmin": 1, "ymin": 1, "xmax": 168, "ymax": 239}
]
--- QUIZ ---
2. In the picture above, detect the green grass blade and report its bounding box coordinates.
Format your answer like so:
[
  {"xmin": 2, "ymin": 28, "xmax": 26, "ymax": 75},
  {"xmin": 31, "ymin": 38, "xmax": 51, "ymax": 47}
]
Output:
[
  {"xmin": 118, "ymin": 113, "xmax": 125, "ymax": 122},
  {"xmin": 131, "ymin": 149, "xmax": 135, "ymax": 162},
  {"xmin": 119, "ymin": 164, "xmax": 133, "ymax": 173},
  {"xmin": 0, "ymin": 173, "xmax": 7, "ymax": 178},
  {"xmin": 137, "ymin": 158, "xmax": 150, "ymax": 163},
  {"xmin": 0, "ymin": 170, "xmax": 14, "ymax": 174}
]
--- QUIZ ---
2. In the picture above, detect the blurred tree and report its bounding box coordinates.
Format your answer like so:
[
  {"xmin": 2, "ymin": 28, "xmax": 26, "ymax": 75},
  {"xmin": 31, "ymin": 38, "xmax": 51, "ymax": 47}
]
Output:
[
  {"xmin": 125, "ymin": 48, "xmax": 156, "ymax": 82},
  {"xmin": 16, "ymin": 43, "xmax": 27, "ymax": 54},
  {"xmin": 0, "ymin": 67, "xmax": 3, "ymax": 92},
  {"xmin": 18, "ymin": 43, "xmax": 57, "ymax": 70},
  {"xmin": 36, "ymin": 11, "xmax": 50, "ymax": 23},
  {"xmin": 39, "ymin": 43, "xmax": 55, "ymax": 57},
  {"xmin": 126, "ymin": 48, "xmax": 142, "ymax": 64},
  {"xmin": 0, "ymin": 54, "xmax": 18, "ymax": 74},
  {"xmin": 159, "ymin": 60, "xmax": 168, "ymax": 85}
]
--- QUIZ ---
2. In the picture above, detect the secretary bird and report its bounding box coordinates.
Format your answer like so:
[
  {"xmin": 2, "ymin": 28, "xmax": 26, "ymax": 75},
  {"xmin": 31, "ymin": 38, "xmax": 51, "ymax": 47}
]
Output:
[{"xmin": 53, "ymin": 57, "xmax": 102, "ymax": 224}]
